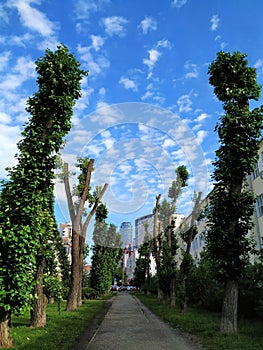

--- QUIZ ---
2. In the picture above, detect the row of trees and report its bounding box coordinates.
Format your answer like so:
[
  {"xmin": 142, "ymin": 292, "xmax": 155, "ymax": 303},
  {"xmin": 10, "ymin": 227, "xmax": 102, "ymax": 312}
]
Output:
[
  {"xmin": 0, "ymin": 45, "xmax": 262, "ymax": 347},
  {"xmin": 134, "ymin": 165, "xmax": 202, "ymax": 313},
  {"xmin": 134, "ymin": 51, "xmax": 263, "ymax": 335}
]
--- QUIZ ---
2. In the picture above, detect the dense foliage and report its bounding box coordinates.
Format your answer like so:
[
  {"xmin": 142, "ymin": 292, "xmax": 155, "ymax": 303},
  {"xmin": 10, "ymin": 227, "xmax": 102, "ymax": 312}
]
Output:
[
  {"xmin": 90, "ymin": 205, "xmax": 122, "ymax": 294},
  {"xmin": 0, "ymin": 44, "xmax": 87, "ymax": 346},
  {"xmin": 205, "ymin": 51, "xmax": 263, "ymax": 333}
]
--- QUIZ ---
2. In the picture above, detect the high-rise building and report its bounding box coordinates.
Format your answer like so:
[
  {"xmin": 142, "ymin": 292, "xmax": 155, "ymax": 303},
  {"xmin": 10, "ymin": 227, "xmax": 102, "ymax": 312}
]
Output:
[
  {"xmin": 135, "ymin": 214, "xmax": 154, "ymax": 248},
  {"xmin": 119, "ymin": 222, "xmax": 133, "ymax": 248}
]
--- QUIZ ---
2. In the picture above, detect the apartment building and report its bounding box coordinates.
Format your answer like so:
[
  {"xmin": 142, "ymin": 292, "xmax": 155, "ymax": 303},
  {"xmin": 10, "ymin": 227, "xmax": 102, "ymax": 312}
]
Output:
[
  {"xmin": 179, "ymin": 139, "xmax": 263, "ymax": 264},
  {"xmin": 59, "ymin": 222, "xmax": 72, "ymax": 264},
  {"xmin": 248, "ymin": 139, "xmax": 263, "ymax": 252}
]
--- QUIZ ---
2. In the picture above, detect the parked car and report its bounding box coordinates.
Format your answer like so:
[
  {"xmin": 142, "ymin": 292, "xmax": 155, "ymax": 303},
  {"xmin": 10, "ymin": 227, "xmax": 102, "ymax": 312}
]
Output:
[
  {"xmin": 127, "ymin": 286, "xmax": 137, "ymax": 292},
  {"xmin": 110, "ymin": 285, "xmax": 119, "ymax": 291},
  {"xmin": 118, "ymin": 286, "xmax": 128, "ymax": 291}
]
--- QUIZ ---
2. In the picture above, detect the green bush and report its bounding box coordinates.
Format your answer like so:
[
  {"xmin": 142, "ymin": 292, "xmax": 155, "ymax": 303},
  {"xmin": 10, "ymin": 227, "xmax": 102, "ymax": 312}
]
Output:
[{"xmin": 82, "ymin": 287, "xmax": 100, "ymax": 300}]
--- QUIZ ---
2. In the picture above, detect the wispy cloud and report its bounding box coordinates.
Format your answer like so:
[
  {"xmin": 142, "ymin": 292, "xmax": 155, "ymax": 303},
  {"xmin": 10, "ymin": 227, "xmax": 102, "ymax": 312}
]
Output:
[
  {"xmin": 177, "ymin": 94, "xmax": 192, "ymax": 113},
  {"xmin": 0, "ymin": 55, "xmax": 35, "ymax": 91},
  {"xmin": 74, "ymin": 0, "xmax": 110, "ymax": 20},
  {"xmin": 90, "ymin": 34, "xmax": 105, "ymax": 51},
  {"xmin": 77, "ymin": 44, "xmax": 110, "ymax": 75},
  {"xmin": 119, "ymin": 76, "xmax": 138, "ymax": 91},
  {"xmin": 0, "ymin": 51, "xmax": 11, "ymax": 71},
  {"xmin": 184, "ymin": 62, "xmax": 199, "ymax": 79},
  {"xmin": 210, "ymin": 14, "xmax": 219, "ymax": 31},
  {"xmin": 9, "ymin": 0, "xmax": 57, "ymax": 37},
  {"xmin": 101, "ymin": 16, "xmax": 128, "ymax": 37},
  {"xmin": 194, "ymin": 113, "xmax": 210, "ymax": 123},
  {"xmin": 171, "ymin": 0, "xmax": 187, "ymax": 8},
  {"xmin": 0, "ymin": 3, "xmax": 9, "ymax": 23},
  {"xmin": 139, "ymin": 16, "xmax": 157, "ymax": 34},
  {"xmin": 157, "ymin": 39, "xmax": 172, "ymax": 49}
]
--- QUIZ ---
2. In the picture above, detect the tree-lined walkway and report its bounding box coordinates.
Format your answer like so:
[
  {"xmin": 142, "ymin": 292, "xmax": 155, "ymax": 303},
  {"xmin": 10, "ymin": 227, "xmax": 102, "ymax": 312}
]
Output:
[{"xmin": 85, "ymin": 292, "xmax": 202, "ymax": 350}]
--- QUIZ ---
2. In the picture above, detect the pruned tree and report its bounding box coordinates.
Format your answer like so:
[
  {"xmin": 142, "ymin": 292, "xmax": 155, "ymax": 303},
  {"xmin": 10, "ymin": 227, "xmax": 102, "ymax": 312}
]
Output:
[
  {"xmin": 206, "ymin": 51, "xmax": 263, "ymax": 334},
  {"xmin": 153, "ymin": 194, "xmax": 162, "ymax": 300},
  {"xmin": 155, "ymin": 166, "xmax": 189, "ymax": 307},
  {"xmin": 63, "ymin": 158, "xmax": 108, "ymax": 311},
  {"xmin": 179, "ymin": 191, "xmax": 202, "ymax": 313},
  {"xmin": 0, "ymin": 45, "xmax": 86, "ymax": 346},
  {"xmin": 167, "ymin": 165, "xmax": 189, "ymax": 307}
]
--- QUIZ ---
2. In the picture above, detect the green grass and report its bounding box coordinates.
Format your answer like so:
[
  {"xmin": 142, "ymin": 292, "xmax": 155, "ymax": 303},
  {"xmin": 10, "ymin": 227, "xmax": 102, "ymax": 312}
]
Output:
[
  {"xmin": 6, "ymin": 298, "xmax": 109, "ymax": 350},
  {"xmin": 136, "ymin": 294, "xmax": 263, "ymax": 350}
]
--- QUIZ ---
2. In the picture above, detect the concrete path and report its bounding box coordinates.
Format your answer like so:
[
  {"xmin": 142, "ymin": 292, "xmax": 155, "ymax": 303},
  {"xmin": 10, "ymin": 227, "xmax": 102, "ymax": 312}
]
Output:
[{"xmin": 86, "ymin": 292, "xmax": 202, "ymax": 350}]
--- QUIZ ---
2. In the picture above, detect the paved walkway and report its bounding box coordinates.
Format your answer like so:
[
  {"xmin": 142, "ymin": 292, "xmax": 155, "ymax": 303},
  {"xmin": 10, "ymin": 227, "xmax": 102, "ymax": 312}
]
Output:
[{"xmin": 85, "ymin": 292, "xmax": 202, "ymax": 350}]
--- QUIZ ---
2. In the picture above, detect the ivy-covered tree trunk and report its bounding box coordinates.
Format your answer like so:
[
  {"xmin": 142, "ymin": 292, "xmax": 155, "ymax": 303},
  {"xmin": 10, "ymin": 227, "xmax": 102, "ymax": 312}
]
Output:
[
  {"xmin": 31, "ymin": 256, "xmax": 47, "ymax": 328},
  {"xmin": 0, "ymin": 310, "xmax": 12, "ymax": 348}
]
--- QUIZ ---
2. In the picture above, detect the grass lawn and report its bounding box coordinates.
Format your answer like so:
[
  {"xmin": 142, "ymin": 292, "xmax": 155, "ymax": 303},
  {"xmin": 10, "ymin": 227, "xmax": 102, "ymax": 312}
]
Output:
[
  {"xmin": 136, "ymin": 294, "xmax": 263, "ymax": 350},
  {"xmin": 5, "ymin": 298, "xmax": 109, "ymax": 350}
]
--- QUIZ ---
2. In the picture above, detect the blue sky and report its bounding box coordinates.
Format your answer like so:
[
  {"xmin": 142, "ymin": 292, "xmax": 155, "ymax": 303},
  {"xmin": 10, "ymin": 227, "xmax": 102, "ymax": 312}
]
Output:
[{"xmin": 1, "ymin": 0, "xmax": 263, "ymax": 244}]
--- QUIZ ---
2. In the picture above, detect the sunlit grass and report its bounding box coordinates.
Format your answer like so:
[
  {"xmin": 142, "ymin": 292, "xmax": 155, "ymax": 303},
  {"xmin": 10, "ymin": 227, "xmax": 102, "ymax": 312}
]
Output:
[
  {"xmin": 136, "ymin": 294, "xmax": 263, "ymax": 350},
  {"xmin": 6, "ymin": 299, "xmax": 107, "ymax": 350}
]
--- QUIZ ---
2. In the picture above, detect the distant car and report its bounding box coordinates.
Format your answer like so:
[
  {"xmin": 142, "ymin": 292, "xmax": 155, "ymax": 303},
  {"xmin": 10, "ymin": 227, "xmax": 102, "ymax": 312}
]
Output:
[
  {"xmin": 118, "ymin": 286, "xmax": 128, "ymax": 291},
  {"xmin": 127, "ymin": 286, "xmax": 137, "ymax": 292},
  {"xmin": 110, "ymin": 285, "xmax": 119, "ymax": 291}
]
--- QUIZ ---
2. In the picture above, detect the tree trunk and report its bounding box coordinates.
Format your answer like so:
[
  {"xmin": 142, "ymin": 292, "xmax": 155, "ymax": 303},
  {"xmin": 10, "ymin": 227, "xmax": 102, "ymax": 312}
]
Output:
[
  {"xmin": 220, "ymin": 280, "xmax": 238, "ymax": 334},
  {"xmin": 0, "ymin": 309, "xmax": 12, "ymax": 348},
  {"xmin": 170, "ymin": 277, "xmax": 176, "ymax": 308},
  {"xmin": 66, "ymin": 226, "xmax": 80, "ymax": 311},
  {"xmin": 154, "ymin": 195, "xmax": 162, "ymax": 301},
  {"xmin": 77, "ymin": 235, "xmax": 85, "ymax": 307},
  {"xmin": 180, "ymin": 276, "xmax": 187, "ymax": 313},
  {"xmin": 31, "ymin": 257, "xmax": 47, "ymax": 328}
]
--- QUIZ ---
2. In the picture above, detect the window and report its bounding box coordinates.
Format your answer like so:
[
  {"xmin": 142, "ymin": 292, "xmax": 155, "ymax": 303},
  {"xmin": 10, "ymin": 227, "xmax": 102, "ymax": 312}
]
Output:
[
  {"xmin": 252, "ymin": 163, "xmax": 260, "ymax": 180},
  {"xmin": 255, "ymin": 194, "xmax": 263, "ymax": 217}
]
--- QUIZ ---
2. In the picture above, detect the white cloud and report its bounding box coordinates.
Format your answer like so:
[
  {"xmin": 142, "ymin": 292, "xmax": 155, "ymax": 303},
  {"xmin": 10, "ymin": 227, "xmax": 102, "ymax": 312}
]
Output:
[
  {"xmin": 10, "ymin": 0, "xmax": 57, "ymax": 37},
  {"xmin": 184, "ymin": 62, "xmax": 199, "ymax": 79},
  {"xmin": 177, "ymin": 94, "xmax": 192, "ymax": 113},
  {"xmin": 196, "ymin": 130, "xmax": 208, "ymax": 144},
  {"xmin": 102, "ymin": 16, "xmax": 128, "ymax": 37},
  {"xmin": 141, "ymin": 91, "xmax": 153, "ymax": 101},
  {"xmin": 0, "ymin": 124, "xmax": 21, "ymax": 178},
  {"xmin": 0, "ymin": 112, "xmax": 12, "ymax": 124},
  {"xmin": 0, "ymin": 51, "xmax": 11, "ymax": 71},
  {"xmin": 194, "ymin": 113, "xmax": 210, "ymax": 123},
  {"xmin": 157, "ymin": 39, "xmax": 172, "ymax": 49},
  {"xmin": 210, "ymin": 14, "xmax": 219, "ymax": 31},
  {"xmin": 119, "ymin": 76, "xmax": 137, "ymax": 91},
  {"xmin": 162, "ymin": 138, "xmax": 176, "ymax": 149},
  {"xmin": 139, "ymin": 16, "xmax": 157, "ymax": 34},
  {"xmin": 171, "ymin": 0, "xmax": 187, "ymax": 8},
  {"xmin": 90, "ymin": 103, "xmax": 124, "ymax": 125},
  {"xmin": 90, "ymin": 34, "xmax": 105, "ymax": 51},
  {"xmin": 77, "ymin": 44, "xmax": 110, "ymax": 75},
  {"xmin": 0, "ymin": 3, "xmax": 9, "ymax": 23},
  {"xmin": 254, "ymin": 59, "xmax": 263, "ymax": 69},
  {"xmin": 74, "ymin": 0, "xmax": 109, "ymax": 20},
  {"xmin": 143, "ymin": 49, "xmax": 161, "ymax": 70}
]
